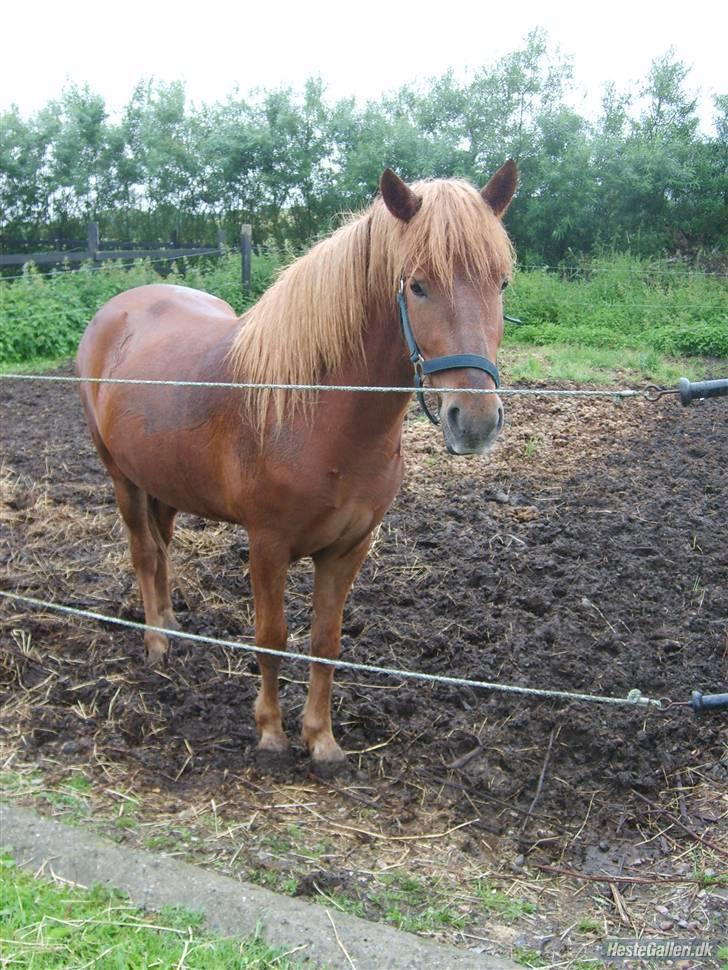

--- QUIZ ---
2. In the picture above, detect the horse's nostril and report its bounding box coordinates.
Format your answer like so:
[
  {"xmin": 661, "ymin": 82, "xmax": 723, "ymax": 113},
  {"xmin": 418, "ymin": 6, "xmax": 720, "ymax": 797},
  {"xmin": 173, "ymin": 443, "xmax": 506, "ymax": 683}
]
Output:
[
  {"xmin": 447, "ymin": 405, "xmax": 461, "ymax": 435},
  {"xmin": 496, "ymin": 404, "xmax": 505, "ymax": 432}
]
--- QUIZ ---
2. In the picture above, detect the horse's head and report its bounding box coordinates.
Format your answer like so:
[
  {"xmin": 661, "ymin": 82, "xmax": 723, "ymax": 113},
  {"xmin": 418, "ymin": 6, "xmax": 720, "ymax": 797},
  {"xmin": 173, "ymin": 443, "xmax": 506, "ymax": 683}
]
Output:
[{"xmin": 380, "ymin": 162, "xmax": 517, "ymax": 455}]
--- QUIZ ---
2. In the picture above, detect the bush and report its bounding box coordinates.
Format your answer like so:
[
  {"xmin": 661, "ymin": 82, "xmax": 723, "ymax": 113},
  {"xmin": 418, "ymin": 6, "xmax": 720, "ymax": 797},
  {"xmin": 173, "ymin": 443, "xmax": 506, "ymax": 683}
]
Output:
[
  {"xmin": 0, "ymin": 252, "xmax": 280, "ymax": 365},
  {"xmin": 503, "ymin": 255, "xmax": 728, "ymax": 360},
  {"xmin": 1, "ymin": 252, "xmax": 726, "ymax": 366},
  {"xmin": 649, "ymin": 320, "xmax": 728, "ymax": 358}
]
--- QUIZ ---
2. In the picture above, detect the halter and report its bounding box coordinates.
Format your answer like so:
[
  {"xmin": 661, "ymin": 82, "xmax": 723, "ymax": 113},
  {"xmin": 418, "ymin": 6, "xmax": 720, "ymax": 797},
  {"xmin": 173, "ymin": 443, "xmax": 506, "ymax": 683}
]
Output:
[{"xmin": 397, "ymin": 276, "xmax": 500, "ymax": 425}]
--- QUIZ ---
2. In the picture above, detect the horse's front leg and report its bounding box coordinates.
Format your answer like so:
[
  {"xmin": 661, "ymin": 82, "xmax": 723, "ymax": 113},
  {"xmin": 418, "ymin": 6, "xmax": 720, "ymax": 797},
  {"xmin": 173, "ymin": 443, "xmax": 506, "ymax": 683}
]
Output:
[
  {"xmin": 249, "ymin": 538, "xmax": 290, "ymax": 757},
  {"xmin": 303, "ymin": 535, "xmax": 372, "ymax": 767}
]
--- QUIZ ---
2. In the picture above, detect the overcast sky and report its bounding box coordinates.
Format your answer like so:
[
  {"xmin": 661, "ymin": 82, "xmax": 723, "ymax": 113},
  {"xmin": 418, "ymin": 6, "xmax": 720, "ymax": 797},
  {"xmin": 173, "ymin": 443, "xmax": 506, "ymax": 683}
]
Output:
[{"xmin": 2, "ymin": 0, "xmax": 725, "ymax": 130}]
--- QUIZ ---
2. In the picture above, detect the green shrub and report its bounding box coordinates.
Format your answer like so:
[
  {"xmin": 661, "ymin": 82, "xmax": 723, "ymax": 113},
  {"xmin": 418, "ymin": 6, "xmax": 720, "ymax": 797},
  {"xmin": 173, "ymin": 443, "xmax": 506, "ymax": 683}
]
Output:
[
  {"xmin": 0, "ymin": 252, "xmax": 280, "ymax": 365},
  {"xmin": 648, "ymin": 320, "xmax": 728, "ymax": 357},
  {"xmin": 1, "ymin": 252, "xmax": 725, "ymax": 366},
  {"xmin": 504, "ymin": 255, "xmax": 727, "ymax": 361}
]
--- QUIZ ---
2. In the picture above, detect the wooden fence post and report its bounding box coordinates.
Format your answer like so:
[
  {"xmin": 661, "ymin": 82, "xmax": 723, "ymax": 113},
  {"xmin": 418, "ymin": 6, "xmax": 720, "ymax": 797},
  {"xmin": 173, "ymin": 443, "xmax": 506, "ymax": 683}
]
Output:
[
  {"xmin": 241, "ymin": 225, "xmax": 252, "ymax": 296},
  {"xmin": 87, "ymin": 222, "xmax": 99, "ymax": 261}
]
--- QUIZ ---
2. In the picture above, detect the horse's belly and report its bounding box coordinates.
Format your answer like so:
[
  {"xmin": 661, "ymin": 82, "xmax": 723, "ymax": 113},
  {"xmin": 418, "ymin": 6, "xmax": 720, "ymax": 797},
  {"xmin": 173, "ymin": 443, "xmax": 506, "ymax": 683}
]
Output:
[{"xmin": 267, "ymin": 454, "xmax": 405, "ymax": 559}]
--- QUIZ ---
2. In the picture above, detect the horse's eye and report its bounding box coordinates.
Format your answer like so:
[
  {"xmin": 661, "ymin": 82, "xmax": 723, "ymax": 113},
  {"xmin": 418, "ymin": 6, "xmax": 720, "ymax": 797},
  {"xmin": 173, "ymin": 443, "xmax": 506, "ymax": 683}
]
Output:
[
  {"xmin": 410, "ymin": 280, "xmax": 426, "ymax": 297},
  {"xmin": 501, "ymin": 280, "xmax": 509, "ymax": 291}
]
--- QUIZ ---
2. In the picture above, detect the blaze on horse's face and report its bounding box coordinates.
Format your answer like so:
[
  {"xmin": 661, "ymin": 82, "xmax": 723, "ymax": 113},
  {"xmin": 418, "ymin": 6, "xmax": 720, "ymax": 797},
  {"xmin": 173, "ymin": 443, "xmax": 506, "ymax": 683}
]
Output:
[{"xmin": 381, "ymin": 162, "xmax": 517, "ymax": 455}]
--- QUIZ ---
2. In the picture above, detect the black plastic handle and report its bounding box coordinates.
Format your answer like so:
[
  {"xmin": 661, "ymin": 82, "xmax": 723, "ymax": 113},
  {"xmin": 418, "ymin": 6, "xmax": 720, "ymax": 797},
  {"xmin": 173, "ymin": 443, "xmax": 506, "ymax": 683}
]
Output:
[
  {"xmin": 679, "ymin": 377, "xmax": 728, "ymax": 406},
  {"xmin": 690, "ymin": 690, "xmax": 728, "ymax": 713}
]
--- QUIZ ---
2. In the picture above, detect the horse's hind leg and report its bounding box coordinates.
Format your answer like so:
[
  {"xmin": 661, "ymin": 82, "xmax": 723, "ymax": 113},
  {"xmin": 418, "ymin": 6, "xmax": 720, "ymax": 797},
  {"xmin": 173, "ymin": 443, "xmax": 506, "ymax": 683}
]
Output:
[
  {"xmin": 303, "ymin": 535, "xmax": 372, "ymax": 767},
  {"xmin": 249, "ymin": 537, "xmax": 290, "ymax": 756},
  {"xmin": 148, "ymin": 498, "xmax": 179, "ymax": 632},
  {"xmin": 112, "ymin": 476, "xmax": 172, "ymax": 666}
]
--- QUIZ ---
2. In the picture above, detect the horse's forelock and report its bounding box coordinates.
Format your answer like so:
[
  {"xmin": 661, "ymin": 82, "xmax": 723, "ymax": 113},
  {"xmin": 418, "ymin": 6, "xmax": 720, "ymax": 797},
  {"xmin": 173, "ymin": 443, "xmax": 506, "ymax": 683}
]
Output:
[{"xmin": 380, "ymin": 179, "xmax": 515, "ymax": 292}]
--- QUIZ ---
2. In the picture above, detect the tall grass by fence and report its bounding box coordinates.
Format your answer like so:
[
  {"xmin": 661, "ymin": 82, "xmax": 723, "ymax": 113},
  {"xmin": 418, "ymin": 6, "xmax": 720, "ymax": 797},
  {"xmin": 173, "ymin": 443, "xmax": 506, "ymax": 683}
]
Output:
[
  {"xmin": 0, "ymin": 252, "xmax": 726, "ymax": 367},
  {"xmin": 0, "ymin": 252, "xmax": 279, "ymax": 364}
]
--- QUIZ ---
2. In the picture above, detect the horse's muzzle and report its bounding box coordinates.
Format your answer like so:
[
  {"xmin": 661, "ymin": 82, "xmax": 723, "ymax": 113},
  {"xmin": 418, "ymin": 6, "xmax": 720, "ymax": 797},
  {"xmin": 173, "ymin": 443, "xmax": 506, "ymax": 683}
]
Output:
[{"xmin": 442, "ymin": 398, "xmax": 504, "ymax": 455}]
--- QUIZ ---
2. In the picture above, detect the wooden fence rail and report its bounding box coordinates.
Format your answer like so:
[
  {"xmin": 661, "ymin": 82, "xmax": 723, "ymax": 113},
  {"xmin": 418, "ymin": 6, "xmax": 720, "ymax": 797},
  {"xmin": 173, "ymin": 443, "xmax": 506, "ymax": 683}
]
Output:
[
  {"xmin": 1, "ymin": 223, "xmax": 253, "ymax": 293},
  {"xmin": 0, "ymin": 223, "xmax": 226, "ymax": 267}
]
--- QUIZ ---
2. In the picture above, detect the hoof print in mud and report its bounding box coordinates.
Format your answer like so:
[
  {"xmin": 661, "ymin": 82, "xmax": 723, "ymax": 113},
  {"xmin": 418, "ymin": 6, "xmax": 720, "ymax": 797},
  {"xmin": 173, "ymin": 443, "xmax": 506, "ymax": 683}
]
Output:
[
  {"xmin": 310, "ymin": 758, "xmax": 352, "ymax": 781},
  {"xmin": 253, "ymin": 747, "xmax": 296, "ymax": 774}
]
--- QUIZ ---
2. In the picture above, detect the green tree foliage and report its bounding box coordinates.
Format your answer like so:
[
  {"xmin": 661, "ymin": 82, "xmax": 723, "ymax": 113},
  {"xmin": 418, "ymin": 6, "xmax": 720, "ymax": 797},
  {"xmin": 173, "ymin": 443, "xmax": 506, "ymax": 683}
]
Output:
[{"xmin": 1, "ymin": 37, "xmax": 725, "ymax": 260}]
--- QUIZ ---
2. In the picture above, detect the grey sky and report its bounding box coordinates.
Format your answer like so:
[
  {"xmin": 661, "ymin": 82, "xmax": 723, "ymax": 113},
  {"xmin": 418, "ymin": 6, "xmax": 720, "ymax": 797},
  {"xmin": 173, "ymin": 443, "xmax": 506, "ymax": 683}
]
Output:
[{"xmin": 2, "ymin": 0, "xmax": 725, "ymax": 129}]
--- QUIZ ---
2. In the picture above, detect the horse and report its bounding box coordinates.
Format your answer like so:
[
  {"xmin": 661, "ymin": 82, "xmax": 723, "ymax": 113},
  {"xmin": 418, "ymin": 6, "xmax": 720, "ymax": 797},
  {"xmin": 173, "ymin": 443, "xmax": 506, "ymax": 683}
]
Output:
[{"xmin": 75, "ymin": 162, "xmax": 517, "ymax": 769}]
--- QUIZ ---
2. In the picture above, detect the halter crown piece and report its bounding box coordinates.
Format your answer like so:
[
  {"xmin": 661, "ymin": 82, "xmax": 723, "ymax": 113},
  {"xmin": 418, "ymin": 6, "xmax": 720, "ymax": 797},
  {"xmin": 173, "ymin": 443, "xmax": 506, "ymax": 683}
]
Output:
[{"xmin": 396, "ymin": 276, "xmax": 500, "ymax": 425}]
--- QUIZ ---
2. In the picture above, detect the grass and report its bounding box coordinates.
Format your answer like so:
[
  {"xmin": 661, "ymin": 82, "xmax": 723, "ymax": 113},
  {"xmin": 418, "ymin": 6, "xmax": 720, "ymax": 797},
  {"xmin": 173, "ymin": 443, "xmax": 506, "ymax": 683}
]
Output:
[
  {"xmin": 0, "ymin": 251, "xmax": 279, "ymax": 365},
  {"xmin": 1, "ymin": 252, "xmax": 725, "ymax": 373},
  {"xmin": 0, "ymin": 853, "xmax": 306, "ymax": 969},
  {"xmin": 503, "ymin": 343, "xmax": 708, "ymax": 386},
  {"xmin": 473, "ymin": 878, "xmax": 537, "ymax": 920},
  {"xmin": 513, "ymin": 947, "xmax": 549, "ymax": 967},
  {"xmin": 504, "ymin": 254, "xmax": 728, "ymax": 359}
]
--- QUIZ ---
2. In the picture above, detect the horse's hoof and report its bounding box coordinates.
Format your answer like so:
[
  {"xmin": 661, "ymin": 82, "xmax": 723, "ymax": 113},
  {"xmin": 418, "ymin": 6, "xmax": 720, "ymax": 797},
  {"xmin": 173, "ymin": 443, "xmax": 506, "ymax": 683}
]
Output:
[
  {"xmin": 308, "ymin": 736, "xmax": 348, "ymax": 778},
  {"xmin": 144, "ymin": 634, "xmax": 169, "ymax": 667}
]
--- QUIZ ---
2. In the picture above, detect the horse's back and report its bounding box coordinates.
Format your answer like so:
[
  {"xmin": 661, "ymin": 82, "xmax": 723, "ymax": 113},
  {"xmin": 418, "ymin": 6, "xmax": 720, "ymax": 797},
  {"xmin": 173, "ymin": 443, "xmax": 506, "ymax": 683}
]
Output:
[{"xmin": 77, "ymin": 284, "xmax": 237, "ymax": 381}]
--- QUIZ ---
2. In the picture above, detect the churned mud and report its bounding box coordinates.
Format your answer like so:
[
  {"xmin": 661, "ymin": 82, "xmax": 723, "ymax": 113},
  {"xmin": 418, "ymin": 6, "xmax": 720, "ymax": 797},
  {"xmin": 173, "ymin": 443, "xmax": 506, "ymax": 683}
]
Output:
[{"xmin": 1, "ymin": 362, "xmax": 726, "ymax": 960}]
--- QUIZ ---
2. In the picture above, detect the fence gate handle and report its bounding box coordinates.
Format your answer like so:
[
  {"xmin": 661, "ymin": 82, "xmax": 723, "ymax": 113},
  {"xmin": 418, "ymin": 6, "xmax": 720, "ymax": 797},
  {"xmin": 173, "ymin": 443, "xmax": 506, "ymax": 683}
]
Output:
[
  {"xmin": 690, "ymin": 690, "xmax": 728, "ymax": 713},
  {"xmin": 679, "ymin": 377, "xmax": 728, "ymax": 406}
]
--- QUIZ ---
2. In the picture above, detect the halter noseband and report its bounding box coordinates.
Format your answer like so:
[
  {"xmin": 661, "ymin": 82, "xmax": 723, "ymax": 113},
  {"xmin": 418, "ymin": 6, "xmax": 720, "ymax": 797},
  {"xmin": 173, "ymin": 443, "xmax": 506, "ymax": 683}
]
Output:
[{"xmin": 397, "ymin": 277, "xmax": 500, "ymax": 425}]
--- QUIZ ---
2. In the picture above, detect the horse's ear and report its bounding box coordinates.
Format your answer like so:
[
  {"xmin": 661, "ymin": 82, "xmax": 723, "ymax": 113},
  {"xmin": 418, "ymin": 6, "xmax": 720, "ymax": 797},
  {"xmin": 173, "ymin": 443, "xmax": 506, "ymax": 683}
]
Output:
[
  {"xmin": 380, "ymin": 169, "xmax": 422, "ymax": 222},
  {"xmin": 481, "ymin": 159, "xmax": 518, "ymax": 218}
]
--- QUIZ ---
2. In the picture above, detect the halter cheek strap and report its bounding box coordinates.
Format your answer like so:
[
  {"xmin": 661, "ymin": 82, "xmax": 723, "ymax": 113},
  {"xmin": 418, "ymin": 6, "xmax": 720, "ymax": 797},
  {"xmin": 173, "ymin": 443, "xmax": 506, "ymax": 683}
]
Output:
[{"xmin": 397, "ymin": 281, "xmax": 500, "ymax": 426}]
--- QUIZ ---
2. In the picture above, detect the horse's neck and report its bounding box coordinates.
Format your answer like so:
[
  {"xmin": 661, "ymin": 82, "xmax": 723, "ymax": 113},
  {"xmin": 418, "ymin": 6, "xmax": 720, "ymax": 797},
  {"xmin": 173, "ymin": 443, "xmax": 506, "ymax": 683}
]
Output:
[
  {"xmin": 324, "ymin": 300, "xmax": 413, "ymax": 437},
  {"xmin": 363, "ymin": 301, "xmax": 413, "ymax": 387}
]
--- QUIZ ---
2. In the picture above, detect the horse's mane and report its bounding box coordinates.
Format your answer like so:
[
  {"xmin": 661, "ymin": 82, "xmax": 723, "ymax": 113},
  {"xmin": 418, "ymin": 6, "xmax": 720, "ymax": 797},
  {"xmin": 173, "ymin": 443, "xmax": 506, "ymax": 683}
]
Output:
[{"xmin": 229, "ymin": 178, "xmax": 515, "ymax": 431}]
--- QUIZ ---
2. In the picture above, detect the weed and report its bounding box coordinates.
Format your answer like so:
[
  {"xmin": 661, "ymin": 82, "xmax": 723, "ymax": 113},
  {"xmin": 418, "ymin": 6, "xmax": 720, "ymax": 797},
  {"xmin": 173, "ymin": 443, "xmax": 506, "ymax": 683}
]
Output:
[
  {"xmin": 39, "ymin": 786, "xmax": 90, "ymax": 821},
  {"xmin": 313, "ymin": 888, "xmax": 367, "ymax": 918},
  {"xmin": 695, "ymin": 870, "xmax": 728, "ymax": 888},
  {"xmin": 260, "ymin": 833, "xmax": 292, "ymax": 854},
  {"xmin": 513, "ymin": 946, "xmax": 548, "ymax": 967},
  {"xmin": 505, "ymin": 256, "xmax": 728, "ymax": 362},
  {"xmin": 0, "ymin": 252, "xmax": 278, "ymax": 365},
  {"xmin": 280, "ymin": 876, "xmax": 300, "ymax": 895},
  {"xmin": 474, "ymin": 878, "xmax": 537, "ymax": 919},
  {"xmin": 144, "ymin": 834, "xmax": 178, "ymax": 851},
  {"xmin": 524, "ymin": 434, "xmax": 544, "ymax": 459},
  {"xmin": 114, "ymin": 815, "xmax": 138, "ymax": 830},
  {"xmin": 0, "ymin": 769, "xmax": 43, "ymax": 793},
  {"xmin": 63, "ymin": 774, "xmax": 92, "ymax": 793},
  {"xmin": 383, "ymin": 903, "xmax": 466, "ymax": 933},
  {"xmin": 2, "ymin": 254, "xmax": 725, "ymax": 374},
  {"xmin": 576, "ymin": 916, "xmax": 601, "ymax": 933}
]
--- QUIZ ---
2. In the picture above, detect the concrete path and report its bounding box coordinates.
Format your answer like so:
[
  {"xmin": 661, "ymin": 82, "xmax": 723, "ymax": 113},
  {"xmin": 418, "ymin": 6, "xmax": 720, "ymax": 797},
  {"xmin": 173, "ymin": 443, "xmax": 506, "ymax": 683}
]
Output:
[{"xmin": 1, "ymin": 803, "xmax": 517, "ymax": 970}]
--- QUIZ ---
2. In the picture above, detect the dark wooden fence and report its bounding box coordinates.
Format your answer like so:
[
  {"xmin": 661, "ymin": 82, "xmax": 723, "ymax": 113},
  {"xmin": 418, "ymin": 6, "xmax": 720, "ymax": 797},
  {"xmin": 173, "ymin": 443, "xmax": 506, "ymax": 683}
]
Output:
[
  {"xmin": 0, "ymin": 223, "xmax": 226, "ymax": 267},
  {"xmin": 1, "ymin": 223, "xmax": 254, "ymax": 293}
]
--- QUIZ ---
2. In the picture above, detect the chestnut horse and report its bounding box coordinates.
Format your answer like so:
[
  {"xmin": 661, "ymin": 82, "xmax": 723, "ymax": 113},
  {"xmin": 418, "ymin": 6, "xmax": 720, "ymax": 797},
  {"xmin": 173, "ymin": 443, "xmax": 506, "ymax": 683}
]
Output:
[{"xmin": 76, "ymin": 162, "xmax": 517, "ymax": 768}]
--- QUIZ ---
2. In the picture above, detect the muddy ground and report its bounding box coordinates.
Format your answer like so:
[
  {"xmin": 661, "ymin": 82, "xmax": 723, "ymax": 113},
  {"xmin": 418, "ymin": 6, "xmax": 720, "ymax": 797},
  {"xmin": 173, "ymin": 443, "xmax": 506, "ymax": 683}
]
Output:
[{"xmin": 1, "ymin": 363, "xmax": 726, "ymax": 960}]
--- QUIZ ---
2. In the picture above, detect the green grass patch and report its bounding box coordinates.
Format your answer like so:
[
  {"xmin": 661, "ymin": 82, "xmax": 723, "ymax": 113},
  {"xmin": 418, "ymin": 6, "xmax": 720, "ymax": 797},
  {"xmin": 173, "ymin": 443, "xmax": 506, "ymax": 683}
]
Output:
[
  {"xmin": 0, "ymin": 251, "xmax": 279, "ymax": 366},
  {"xmin": 513, "ymin": 945, "xmax": 549, "ymax": 967},
  {"xmin": 504, "ymin": 255, "xmax": 728, "ymax": 360},
  {"xmin": 503, "ymin": 342, "xmax": 707, "ymax": 386},
  {"xmin": 0, "ymin": 853, "xmax": 305, "ymax": 968},
  {"xmin": 1, "ymin": 252, "xmax": 725, "ymax": 372},
  {"xmin": 473, "ymin": 878, "xmax": 537, "ymax": 919}
]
